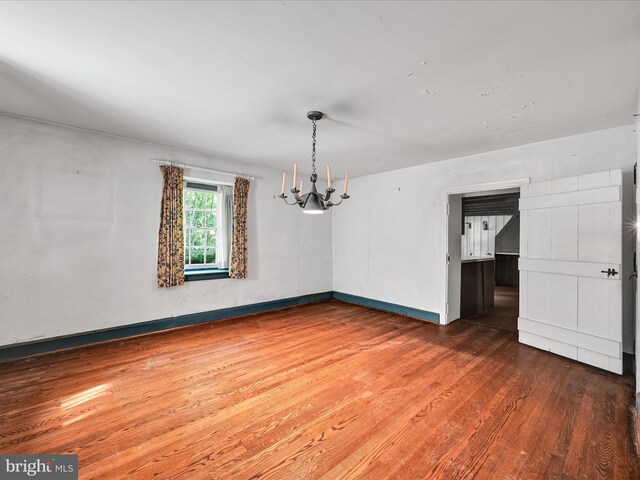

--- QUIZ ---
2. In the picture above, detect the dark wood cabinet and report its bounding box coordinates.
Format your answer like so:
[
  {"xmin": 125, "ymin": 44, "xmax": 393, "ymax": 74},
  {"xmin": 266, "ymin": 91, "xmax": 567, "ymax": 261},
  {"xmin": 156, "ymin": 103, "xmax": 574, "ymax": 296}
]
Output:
[
  {"xmin": 495, "ymin": 254, "xmax": 519, "ymax": 287},
  {"xmin": 460, "ymin": 259, "xmax": 495, "ymax": 318}
]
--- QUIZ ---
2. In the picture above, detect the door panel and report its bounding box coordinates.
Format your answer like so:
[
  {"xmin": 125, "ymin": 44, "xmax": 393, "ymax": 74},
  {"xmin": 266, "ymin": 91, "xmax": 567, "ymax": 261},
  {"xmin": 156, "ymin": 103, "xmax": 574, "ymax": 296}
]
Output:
[
  {"xmin": 520, "ymin": 210, "xmax": 529, "ymax": 258},
  {"xmin": 578, "ymin": 203, "xmax": 610, "ymax": 263},
  {"xmin": 519, "ymin": 318, "xmax": 620, "ymax": 357},
  {"xmin": 551, "ymin": 206, "xmax": 578, "ymax": 261},
  {"xmin": 519, "ymin": 258, "xmax": 620, "ymax": 278},
  {"xmin": 608, "ymin": 280, "xmax": 623, "ymax": 340},
  {"xmin": 520, "ymin": 185, "xmax": 620, "ymax": 210},
  {"xmin": 528, "ymin": 209, "xmax": 551, "ymax": 259},
  {"xmin": 527, "ymin": 272, "xmax": 577, "ymax": 330},
  {"xmin": 577, "ymin": 277, "xmax": 611, "ymax": 338},
  {"xmin": 609, "ymin": 202, "xmax": 622, "ymax": 264},
  {"xmin": 551, "ymin": 176, "xmax": 578, "ymax": 194},
  {"xmin": 519, "ymin": 169, "xmax": 623, "ymax": 374},
  {"xmin": 579, "ymin": 170, "xmax": 611, "ymax": 190}
]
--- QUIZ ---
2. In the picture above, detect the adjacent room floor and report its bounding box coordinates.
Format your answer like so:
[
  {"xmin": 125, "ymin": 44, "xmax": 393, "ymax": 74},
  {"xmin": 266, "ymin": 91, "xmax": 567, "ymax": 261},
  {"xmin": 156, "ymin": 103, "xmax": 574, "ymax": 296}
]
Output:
[
  {"xmin": 0, "ymin": 301, "xmax": 637, "ymax": 479},
  {"xmin": 463, "ymin": 286, "xmax": 519, "ymax": 332}
]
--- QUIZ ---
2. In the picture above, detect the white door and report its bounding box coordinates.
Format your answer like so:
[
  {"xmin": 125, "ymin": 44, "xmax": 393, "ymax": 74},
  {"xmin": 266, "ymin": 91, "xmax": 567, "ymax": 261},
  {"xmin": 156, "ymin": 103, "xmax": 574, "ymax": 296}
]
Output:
[{"xmin": 518, "ymin": 169, "xmax": 623, "ymax": 374}]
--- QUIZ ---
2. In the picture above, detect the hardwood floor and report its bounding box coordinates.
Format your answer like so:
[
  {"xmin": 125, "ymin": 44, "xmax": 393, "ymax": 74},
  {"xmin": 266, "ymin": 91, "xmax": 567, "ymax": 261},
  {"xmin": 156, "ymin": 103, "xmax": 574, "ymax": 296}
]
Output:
[
  {"xmin": 0, "ymin": 300, "xmax": 638, "ymax": 479},
  {"xmin": 462, "ymin": 286, "xmax": 519, "ymax": 332}
]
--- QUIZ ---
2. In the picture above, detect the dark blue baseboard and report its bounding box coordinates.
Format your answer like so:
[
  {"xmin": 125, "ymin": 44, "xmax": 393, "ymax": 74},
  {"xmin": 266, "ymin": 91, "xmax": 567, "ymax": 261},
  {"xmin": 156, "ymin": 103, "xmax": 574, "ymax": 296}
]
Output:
[
  {"xmin": 333, "ymin": 291, "xmax": 440, "ymax": 323},
  {"xmin": 0, "ymin": 291, "xmax": 440, "ymax": 363},
  {"xmin": 0, "ymin": 291, "xmax": 333, "ymax": 362}
]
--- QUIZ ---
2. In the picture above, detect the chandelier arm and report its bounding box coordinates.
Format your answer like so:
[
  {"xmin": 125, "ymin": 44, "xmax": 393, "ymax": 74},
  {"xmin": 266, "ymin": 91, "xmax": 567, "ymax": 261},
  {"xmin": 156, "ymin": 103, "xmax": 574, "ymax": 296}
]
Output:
[
  {"xmin": 279, "ymin": 189, "xmax": 305, "ymax": 206},
  {"xmin": 326, "ymin": 194, "xmax": 350, "ymax": 207},
  {"xmin": 280, "ymin": 196, "xmax": 301, "ymax": 206},
  {"xmin": 323, "ymin": 188, "xmax": 336, "ymax": 202}
]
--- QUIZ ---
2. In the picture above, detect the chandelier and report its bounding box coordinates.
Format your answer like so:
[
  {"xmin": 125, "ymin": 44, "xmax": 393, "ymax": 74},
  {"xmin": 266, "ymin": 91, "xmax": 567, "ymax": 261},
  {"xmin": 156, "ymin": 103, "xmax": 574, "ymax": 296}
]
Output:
[{"xmin": 278, "ymin": 111, "xmax": 350, "ymax": 214}]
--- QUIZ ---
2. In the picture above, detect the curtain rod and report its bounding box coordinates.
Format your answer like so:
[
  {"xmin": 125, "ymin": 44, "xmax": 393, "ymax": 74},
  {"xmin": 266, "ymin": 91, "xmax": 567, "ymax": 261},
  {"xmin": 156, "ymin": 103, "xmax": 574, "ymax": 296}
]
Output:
[{"xmin": 151, "ymin": 158, "xmax": 255, "ymax": 180}]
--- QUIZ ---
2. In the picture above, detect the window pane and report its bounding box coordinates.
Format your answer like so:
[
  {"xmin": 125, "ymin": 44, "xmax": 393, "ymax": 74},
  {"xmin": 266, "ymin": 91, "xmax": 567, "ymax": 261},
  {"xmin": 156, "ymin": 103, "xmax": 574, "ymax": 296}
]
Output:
[
  {"xmin": 205, "ymin": 193, "xmax": 215, "ymax": 209},
  {"xmin": 191, "ymin": 230, "xmax": 204, "ymax": 247},
  {"xmin": 184, "ymin": 187, "xmax": 224, "ymax": 266},
  {"xmin": 192, "ymin": 210, "xmax": 204, "ymax": 228},
  {"xmin": 206, "ymin": 231, "xmax": 216, "ymax": 247},
  {"xmin": 205, "ymin": 211, "xmax": 216, "ymax": 228},
  {"xmin": 191, "ymin": 248, "xmax": 204, "ymax": 264}
]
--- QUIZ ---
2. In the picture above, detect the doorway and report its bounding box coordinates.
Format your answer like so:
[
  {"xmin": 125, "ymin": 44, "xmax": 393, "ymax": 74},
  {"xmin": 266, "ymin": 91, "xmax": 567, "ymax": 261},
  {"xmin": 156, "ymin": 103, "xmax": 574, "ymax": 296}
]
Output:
[
  {"xmin": 442, "ymin": 178, "xmax": 529, "ymax": 328},
  {"xmin": 460, "ymin": 194, "xmax": 520, "ymax": 331},
  {"xmin": 443, "ymin": 171, "xmax": 624, "ymax": 374}
]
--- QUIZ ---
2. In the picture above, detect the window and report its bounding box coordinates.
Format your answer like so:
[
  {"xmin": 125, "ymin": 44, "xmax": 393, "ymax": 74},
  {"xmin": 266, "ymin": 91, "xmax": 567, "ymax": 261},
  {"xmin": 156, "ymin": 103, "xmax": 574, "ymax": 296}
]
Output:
[
  {"xmin": 184, "ymin": 182, "xmax": 219, "ymax": 267},
  {"xmin": 183, "ymin": 181, "xmax": 231, "ymax": 280}
]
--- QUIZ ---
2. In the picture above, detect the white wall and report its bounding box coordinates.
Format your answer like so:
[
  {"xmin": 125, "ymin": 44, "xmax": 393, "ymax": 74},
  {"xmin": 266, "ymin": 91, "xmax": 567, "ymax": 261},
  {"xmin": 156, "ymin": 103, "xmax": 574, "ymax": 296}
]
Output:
[
  {"xmin": 0, "ymin": 115, "xmax": 333, "ymax": 347},
  {"xmin": 333, "ymin": 125, "xmax": 637, "ymax": 353}
]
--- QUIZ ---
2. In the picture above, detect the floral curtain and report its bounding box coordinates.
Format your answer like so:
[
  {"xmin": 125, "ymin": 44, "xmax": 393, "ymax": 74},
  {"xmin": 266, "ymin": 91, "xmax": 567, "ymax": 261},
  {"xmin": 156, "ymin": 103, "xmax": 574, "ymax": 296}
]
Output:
[
  {"xmin": 218, "ymin": 185, "xmax": 234, "ymax": 269},
  {"xmin": 157, "ymin": 165, "xmax": 185, "ymax": 287},
  {"xmin": 230, "ymin": 176, "xmax": 250, "ymax": 279}
]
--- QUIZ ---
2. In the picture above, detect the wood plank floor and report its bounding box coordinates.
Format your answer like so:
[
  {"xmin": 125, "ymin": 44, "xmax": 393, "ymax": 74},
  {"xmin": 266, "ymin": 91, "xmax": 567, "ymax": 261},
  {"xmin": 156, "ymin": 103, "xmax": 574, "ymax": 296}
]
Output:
[
  {"xmin": 0, "ymin": 300, "xmax": 638, "ymax": 479},
  {"xmin": 463, "ymin": 286, "xmax": 519, "ymax": 332}
]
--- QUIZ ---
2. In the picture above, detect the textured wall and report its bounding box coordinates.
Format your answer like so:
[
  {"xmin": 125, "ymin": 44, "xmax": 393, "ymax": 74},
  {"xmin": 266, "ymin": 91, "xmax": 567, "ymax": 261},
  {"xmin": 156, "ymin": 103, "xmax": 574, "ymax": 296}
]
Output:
[
  {"xmin": 333, "ymin": 125, "xmax": 637, "ymax": 353},
  {"xmin": 0, "ymin": 115, "xmax": 333, "ymax": 346}
]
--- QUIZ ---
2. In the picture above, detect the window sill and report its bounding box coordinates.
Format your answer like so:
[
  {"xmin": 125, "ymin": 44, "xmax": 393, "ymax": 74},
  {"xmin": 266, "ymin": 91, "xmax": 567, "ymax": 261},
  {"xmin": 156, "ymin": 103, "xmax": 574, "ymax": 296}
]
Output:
[{"xmin": 184, "ymin": 268, "xmax": 230, "ymax": 282}]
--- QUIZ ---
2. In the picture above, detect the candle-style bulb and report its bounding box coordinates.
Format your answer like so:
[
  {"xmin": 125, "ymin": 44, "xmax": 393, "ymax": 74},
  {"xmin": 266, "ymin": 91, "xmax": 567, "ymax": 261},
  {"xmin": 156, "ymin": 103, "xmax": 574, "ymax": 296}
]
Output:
[{"xmin": 292, "ymin": 163, "xmax": 298, "ymax": 189}]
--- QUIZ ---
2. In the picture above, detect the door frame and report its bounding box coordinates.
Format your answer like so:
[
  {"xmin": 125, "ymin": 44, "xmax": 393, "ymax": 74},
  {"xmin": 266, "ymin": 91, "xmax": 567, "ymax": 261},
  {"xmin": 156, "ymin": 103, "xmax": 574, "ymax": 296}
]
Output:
[
  {"xmin": 441, "ymin": 178, "xmax": 530, "ymax": 325},
  {"xmin": 635, "ymin": 171, "xmax": 639, "ymax": 409}
]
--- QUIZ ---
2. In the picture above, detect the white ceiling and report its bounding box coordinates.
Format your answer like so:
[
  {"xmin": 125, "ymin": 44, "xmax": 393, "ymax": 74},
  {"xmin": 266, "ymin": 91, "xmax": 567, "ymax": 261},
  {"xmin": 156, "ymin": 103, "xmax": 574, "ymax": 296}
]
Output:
[{"xmin": 0, "ymin": 1, "xmax": 639, "ymax": 177}]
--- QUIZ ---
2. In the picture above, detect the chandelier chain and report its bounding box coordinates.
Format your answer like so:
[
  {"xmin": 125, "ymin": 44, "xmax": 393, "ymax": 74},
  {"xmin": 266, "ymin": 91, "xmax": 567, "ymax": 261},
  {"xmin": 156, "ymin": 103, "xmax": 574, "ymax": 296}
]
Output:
[{"xmin": 311, "ymin": 119, "xmax": 317, "ymax": 175}]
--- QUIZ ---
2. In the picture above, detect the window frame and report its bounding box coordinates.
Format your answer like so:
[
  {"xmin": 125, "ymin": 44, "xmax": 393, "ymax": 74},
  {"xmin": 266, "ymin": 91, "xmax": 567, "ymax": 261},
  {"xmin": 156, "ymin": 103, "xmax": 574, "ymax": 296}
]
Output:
[{"xmin": 183, "ymin": 181, "xmax": 223, "ymax": 271}]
